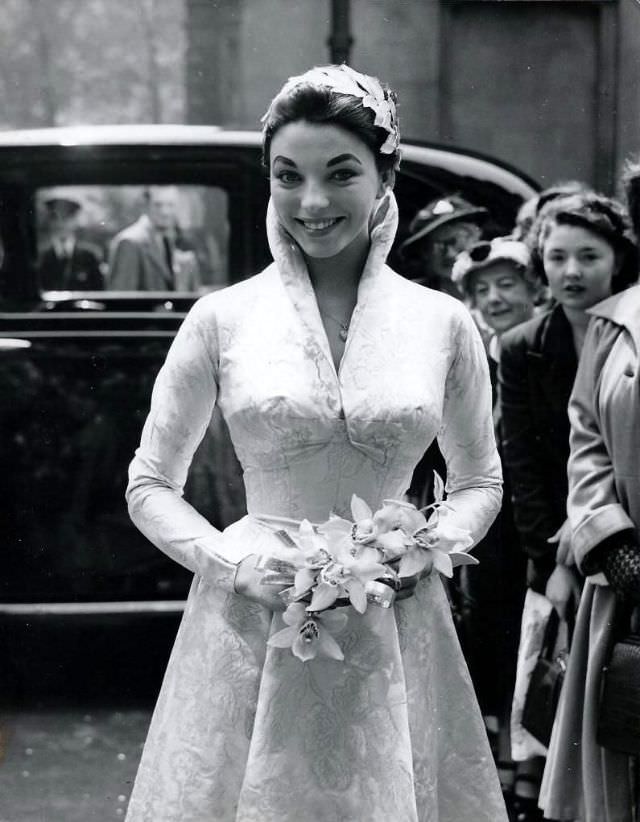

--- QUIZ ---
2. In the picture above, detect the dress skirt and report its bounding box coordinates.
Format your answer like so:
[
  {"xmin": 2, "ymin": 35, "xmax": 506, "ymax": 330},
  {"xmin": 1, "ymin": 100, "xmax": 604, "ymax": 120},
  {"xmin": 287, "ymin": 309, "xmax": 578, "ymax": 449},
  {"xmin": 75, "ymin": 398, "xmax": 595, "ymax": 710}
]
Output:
[{"xmin": 125, "ymin": 517, "xmax": 507, "ymax": 822}]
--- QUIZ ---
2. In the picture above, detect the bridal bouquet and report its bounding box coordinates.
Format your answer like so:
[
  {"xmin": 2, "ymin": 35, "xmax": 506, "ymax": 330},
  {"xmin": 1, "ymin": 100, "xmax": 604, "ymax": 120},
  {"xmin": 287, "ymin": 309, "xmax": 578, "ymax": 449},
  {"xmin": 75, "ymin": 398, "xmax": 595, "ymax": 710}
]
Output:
[{"xmin": 265, "ymin": 473, "xmax": 477, "ymax": 662}]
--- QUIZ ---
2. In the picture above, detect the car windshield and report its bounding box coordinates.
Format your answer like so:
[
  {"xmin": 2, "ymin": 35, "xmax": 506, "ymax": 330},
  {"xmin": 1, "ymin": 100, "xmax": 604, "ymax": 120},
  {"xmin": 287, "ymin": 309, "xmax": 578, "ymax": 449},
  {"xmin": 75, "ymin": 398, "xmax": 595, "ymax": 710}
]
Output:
[{"xmin": 35, "ymin": 184, "xmax": 230, "ymax": 294}]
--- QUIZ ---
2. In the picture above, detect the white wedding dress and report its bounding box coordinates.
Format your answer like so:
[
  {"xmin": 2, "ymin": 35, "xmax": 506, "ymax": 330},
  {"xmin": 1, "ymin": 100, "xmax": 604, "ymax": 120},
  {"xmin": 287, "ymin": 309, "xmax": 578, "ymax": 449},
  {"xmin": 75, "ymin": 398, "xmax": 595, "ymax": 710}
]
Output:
[{"xmin": 124, "ymin": 193, "xmax": 507, "ymax": 821}]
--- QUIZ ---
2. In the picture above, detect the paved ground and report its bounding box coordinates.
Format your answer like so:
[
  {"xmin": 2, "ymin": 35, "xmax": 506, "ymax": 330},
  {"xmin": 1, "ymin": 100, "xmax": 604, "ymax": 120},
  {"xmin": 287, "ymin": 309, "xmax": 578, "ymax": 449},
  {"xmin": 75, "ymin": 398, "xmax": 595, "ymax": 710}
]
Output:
[{"xmin": 0, "ymin": 709, "xmax": 151, "ymax": 822}]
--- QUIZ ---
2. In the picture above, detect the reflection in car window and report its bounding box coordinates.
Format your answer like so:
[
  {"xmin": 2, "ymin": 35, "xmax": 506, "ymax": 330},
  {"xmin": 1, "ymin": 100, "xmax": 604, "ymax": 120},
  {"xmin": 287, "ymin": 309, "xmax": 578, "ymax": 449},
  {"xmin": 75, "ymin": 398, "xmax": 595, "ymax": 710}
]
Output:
[{"xmin": 36, "ymin": 185, "xmax": 229, "ymax": 293}]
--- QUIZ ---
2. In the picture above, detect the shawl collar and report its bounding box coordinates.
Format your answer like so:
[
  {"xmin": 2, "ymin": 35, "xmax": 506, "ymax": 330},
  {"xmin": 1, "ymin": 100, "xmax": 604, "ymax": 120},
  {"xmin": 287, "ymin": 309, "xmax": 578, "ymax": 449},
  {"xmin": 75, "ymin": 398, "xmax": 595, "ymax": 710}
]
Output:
[
  {"xmin": 587, "ymin": 284, "xmax": 640, "ymax": 353},
  {"xmin": 266, "ymin": 190, "xmax": 399, "ymax": 377}
]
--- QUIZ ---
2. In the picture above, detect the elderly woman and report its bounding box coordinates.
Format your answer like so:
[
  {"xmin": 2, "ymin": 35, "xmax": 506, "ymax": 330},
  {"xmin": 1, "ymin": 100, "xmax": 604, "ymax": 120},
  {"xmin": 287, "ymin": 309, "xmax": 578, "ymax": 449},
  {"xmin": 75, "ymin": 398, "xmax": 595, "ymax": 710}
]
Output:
[{"xmin": 452, "ymin": 237, "xmax": 541, "ymax": 814}]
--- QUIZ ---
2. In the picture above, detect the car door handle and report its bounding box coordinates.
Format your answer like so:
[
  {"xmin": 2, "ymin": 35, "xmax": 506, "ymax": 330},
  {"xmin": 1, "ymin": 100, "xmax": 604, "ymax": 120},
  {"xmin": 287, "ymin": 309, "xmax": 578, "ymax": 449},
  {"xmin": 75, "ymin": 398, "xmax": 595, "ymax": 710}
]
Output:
[{"xmin": 0, "ymin": 337, "xmax": 32, "ymax": 352}]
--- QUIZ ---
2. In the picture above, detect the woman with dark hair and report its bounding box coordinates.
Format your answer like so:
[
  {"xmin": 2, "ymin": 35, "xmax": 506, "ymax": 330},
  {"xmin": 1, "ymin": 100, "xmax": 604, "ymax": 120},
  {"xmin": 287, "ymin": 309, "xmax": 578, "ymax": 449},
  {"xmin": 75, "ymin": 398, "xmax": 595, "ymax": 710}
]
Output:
[
  {"xmin": 539, "ymin": 163, "xmax": 640, "ymax": 822},
  {"xmin": 499, "ymin": 191, "xmax": 637, "ymax": 821},
  {"xmin": 123, "ymin": 65, "xmax": 505, "ymax": 822}
]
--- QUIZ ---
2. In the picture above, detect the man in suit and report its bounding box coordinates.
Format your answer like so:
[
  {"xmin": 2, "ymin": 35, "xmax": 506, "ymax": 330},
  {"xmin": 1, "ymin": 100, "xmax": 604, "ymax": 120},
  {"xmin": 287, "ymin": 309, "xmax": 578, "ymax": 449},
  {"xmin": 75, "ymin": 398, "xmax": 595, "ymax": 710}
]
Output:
[
  {"xmin": 108, "ymin": 186, "xmax": 200, "ymax": 291},
  {"xmin": 38, "ymin": 191, "xmax": 103, "ymax": 291}
]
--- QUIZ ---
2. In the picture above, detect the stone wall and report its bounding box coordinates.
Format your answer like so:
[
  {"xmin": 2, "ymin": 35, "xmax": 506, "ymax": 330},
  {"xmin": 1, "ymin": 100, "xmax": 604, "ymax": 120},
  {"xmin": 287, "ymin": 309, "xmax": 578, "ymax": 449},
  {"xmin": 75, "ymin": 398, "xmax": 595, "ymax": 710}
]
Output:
[{"xmin": 185, "ymin": 0, "xmax": 640, "ymax": 192}]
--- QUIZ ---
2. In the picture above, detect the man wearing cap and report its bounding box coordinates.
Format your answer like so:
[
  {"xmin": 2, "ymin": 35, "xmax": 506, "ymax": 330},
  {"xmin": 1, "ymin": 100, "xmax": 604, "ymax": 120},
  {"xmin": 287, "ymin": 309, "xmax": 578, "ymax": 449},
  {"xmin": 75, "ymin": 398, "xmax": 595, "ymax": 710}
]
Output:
[
  {"xmin": 399, "ymin": 194, "xmax": 488, "ymax": 297},
  {"xmin": 108, "ymin": 187, "xmax": 199, "ymax": 292},
  {"xmin": 38, "ymin": 191, "xmax": 103, "ymax": 291}
]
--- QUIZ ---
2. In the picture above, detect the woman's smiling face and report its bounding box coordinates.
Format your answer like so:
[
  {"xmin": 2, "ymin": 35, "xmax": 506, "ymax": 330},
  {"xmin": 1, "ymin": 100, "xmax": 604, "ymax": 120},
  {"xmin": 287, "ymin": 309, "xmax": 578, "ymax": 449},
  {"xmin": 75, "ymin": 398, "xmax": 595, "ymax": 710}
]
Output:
[
  {"xmin": 470, "ymin": 261, "xmax": 535, "ymax": 335},
  {"xmin": 269, "ymin": 121, "xmax": 385, "ymax": 260},
  {"xmin": 541, "ymin": 223, "xmax": 617, "ymax": 311}
]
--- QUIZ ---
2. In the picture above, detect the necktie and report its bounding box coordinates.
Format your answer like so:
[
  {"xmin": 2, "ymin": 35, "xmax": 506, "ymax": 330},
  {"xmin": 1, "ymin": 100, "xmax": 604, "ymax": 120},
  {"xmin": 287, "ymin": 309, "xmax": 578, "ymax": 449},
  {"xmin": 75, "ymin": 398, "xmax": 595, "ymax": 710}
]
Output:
[{"xmin": 162, "ymin": 235, "xmax": 175, "ymax": 290}]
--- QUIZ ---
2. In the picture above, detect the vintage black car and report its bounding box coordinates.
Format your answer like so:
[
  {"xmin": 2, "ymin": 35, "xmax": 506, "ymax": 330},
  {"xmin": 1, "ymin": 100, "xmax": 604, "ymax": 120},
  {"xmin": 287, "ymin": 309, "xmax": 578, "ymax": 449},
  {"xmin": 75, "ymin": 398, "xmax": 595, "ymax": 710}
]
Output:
[{"xmin": 0, "ymin": 125, "xmax": 537, "ymax": 700}]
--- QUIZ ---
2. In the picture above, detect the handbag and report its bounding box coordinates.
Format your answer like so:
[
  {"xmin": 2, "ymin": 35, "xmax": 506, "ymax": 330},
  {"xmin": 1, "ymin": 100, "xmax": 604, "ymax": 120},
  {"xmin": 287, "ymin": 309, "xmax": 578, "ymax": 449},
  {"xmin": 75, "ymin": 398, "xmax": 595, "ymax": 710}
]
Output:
[
  {"xmin": 521, "ymin": 608, "xmax": 566, "ymax": 747},
  {"xmin": 597, "ymin": 606, "xmax": 640, "ymax": 755}
]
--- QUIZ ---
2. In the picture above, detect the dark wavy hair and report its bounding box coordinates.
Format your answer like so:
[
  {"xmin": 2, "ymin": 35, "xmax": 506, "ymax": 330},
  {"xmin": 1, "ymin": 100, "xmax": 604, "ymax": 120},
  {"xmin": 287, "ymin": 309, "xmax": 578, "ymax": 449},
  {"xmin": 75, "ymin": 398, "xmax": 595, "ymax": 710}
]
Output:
[
  {"xmin": 528, "ymin": 191, "xmax": 638, "ymax": 293},
  {"xmin": 261, "ymin": 81, "xmax": 400, "ymax": 176}
]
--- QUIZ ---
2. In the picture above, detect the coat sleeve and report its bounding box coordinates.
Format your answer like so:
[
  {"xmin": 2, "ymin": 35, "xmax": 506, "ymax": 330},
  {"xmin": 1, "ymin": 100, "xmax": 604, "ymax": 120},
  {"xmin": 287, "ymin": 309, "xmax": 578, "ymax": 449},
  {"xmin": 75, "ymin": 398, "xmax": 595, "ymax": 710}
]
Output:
[
  {"xmin": 567, "ymin": 317, "xmax": 635, "ymax": 572},
  {"xmin": 126, "ymin": 296, "xmax": 251, "ymax": 592},
  {"xmin": 436, "ymin": 307, "xmax": 502, "ymax": 546},
  {"xmin": 499, "ymin": 328, "xmax": 558, "ymax": 583}
]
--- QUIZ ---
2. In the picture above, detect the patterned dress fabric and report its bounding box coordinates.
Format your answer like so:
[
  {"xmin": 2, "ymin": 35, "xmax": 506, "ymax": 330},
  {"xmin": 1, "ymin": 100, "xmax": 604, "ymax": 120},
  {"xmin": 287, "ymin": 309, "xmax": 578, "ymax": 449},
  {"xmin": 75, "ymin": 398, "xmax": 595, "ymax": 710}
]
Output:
[{"xmin": 124, "ymin": 191, "xmax": 507, "ymax": 821}]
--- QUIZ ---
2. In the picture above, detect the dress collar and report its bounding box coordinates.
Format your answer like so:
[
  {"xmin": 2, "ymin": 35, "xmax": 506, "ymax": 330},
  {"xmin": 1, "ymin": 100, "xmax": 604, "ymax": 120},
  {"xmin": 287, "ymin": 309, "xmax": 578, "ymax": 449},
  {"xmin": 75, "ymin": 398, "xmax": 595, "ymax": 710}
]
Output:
[
  {"xmin": 587, "ymin": 284, "xmax": 640, "ymax": 351},
  {"xmin": 265, "ymin": 189, "xmax": 399, "ymax": 374}
]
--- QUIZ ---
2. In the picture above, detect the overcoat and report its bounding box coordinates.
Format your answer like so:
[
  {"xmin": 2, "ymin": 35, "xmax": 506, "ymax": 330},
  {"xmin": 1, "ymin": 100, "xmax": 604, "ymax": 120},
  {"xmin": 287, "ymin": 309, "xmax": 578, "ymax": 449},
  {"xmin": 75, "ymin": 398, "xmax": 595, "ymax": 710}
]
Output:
[{"xmin": 540, "ymin": 285, "xmax": 640, "ymax": 822}]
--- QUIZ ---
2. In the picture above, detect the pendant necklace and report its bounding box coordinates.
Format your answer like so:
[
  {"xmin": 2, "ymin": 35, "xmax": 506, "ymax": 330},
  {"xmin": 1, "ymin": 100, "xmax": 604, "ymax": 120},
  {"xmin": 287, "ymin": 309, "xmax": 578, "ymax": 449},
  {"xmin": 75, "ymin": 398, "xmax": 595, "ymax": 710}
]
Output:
[{"xmin": 320, "ymin": 310, "xmax": 350, "ymax": 342}]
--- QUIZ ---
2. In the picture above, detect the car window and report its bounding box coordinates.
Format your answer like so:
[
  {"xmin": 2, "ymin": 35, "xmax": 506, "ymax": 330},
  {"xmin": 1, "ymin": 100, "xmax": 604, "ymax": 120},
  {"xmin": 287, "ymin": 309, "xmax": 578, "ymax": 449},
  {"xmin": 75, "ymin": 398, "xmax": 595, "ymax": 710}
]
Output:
[{"xmin": 36, "ymin": 184, "xmax": 230, "ymax": 294}]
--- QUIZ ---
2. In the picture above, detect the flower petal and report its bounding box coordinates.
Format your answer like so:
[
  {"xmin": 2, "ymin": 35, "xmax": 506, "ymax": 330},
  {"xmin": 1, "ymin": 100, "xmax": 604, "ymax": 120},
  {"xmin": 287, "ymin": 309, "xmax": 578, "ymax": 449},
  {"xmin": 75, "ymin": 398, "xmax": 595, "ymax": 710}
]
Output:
[
  {"xmin": 347, "ymin": 557, "xmax": 389, "ymax": 582},
  {"xmin": 450, "ymin": 551, "xmax": 479, "ymax": 568},
  {"xmin": 309, "ymin": 582, "xmax": 339, "ymax": 612},
  {"xmin": 376, "ymin": 529, "xmax": 409, "ymax": 559},
  {"xmin": 282, "ymin": 601, "xmax": 307, "ymax": 626},
  {"xmin": 345, "ymin": 579, "xmax": 367, "ymax": 613},
  {"xmin": 294, "ymin": 567, "xmax": 317, "ymax": 596},
  {"xmin": 351, "ymin": 495, "xmax": 373, "ymax": 522},
  {"xmin": 319, "ymin": 516, "xmax": 353, "ymax": 539},
  {"xmin": 297, "ymin": 519, "xmax": 329, "ymax": 558},
  {"xmin": 399, "ymin": 548, "xmax": 432, "ymax": 577},
  {"xmin": 432, "ymin": 471, "xmax": 446, "ymax": 503},
  {"xmin": 431, "ymin": 548, "xmax": 454, "ymax": 578},
  {"xmin": 317, "ymin": 626, "xmax": 345, "ymax": 661},
  {"xmin": 355, "ymin": 544, "xmax": 385, "ymax": 565},
  {"xmin": 292, "ymin": 631, "xmax": 319, "ymax": 661}
]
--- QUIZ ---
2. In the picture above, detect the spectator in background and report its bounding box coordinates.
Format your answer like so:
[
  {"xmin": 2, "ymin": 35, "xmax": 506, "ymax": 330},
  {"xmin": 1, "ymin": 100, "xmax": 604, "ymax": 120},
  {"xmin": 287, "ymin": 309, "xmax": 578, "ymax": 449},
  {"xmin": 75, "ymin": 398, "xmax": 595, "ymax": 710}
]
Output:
[
  {"xmin": 108, "ymin": 186, "xmax": 200, "ymax": 291},
  {"xmin": 512, "ymin": 180, "xmax": 592, "ymax": 242},
  {"xmin": 452, "ymin": 237, "xmax": 541, "ymax": 807},
  {"xmin": 403, "ymin": 195, "xmax": 490, "ymax": 512},
  {"xmin": 539, "ymin": 161, "xmax": 640, "ymax": 822},
  {"xmin": 398, "ymin": 194, "xmax": 488, "ymax": 297},
  {"xmin": 38, "ymin": 190, "xmax": 103, "ymax": 291},
  {"xmin": 499, "ymin": 190, "xmax": 638, "ymax": 821}
]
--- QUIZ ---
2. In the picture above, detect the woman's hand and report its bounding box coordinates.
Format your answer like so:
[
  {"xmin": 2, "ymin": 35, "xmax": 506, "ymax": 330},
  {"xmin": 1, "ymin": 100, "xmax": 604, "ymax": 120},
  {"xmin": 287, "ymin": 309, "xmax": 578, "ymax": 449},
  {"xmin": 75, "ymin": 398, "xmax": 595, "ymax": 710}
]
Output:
[
  {"xmin": 544, "ymin": 564, "xmax": 581, "ymax": 620},
  {"xmin": 548, "ymin": 519, "xmax": 574, "ymax": 566},
  {"xmin": 234, "ymin": 554, "xmax": 288, "ymax": 611}
]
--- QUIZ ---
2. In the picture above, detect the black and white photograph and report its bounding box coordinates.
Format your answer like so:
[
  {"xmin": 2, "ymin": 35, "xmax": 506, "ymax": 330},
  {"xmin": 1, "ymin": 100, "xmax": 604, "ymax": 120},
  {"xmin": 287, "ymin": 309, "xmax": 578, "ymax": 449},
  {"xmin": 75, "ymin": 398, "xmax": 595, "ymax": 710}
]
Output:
[{"xmin": 1, "ymin": 2, "xmax": 640, "ymax": 820}]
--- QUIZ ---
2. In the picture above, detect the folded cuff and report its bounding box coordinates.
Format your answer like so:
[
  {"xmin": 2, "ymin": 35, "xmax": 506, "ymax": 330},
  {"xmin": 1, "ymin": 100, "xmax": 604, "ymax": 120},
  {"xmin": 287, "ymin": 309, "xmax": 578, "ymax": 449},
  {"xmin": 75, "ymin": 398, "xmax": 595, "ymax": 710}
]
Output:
[{"xmin": 572, "ymin": 503, "xmax": 636, "ymax": 572}]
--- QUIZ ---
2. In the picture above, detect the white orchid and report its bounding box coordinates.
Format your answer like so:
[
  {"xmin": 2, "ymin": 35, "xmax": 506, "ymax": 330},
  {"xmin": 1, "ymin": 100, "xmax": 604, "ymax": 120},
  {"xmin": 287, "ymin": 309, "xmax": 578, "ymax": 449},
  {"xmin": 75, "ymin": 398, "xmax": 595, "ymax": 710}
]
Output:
[{"xmin": 268, "ymin": 602, "xmax": 348, "ymax": 662}]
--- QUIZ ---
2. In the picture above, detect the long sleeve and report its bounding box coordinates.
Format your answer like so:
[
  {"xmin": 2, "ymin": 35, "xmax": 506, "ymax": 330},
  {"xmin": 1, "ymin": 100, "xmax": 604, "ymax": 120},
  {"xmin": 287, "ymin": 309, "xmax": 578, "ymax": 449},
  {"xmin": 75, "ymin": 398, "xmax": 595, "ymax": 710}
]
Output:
[
  {"xmin": 567, "ymin": 317, "xmax": 635, "ymax": 571},
  {"xmin": 499, "ymin": 330, "xmax": 558, "ymax": 574},
  {"xmin": 126, "ymin": 296, "xmax": 251, "ymax": 592},
  {"xmin": 437, "ymin": 307, "xmax": 502, "ymax": 546}
]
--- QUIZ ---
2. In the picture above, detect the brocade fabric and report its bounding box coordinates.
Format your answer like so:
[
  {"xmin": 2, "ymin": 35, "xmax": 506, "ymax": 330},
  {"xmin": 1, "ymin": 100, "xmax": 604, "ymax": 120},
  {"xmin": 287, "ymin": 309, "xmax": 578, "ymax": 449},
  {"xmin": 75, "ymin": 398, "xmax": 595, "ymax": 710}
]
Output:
[{"xmin": 124, "ymin": 191, "xmax": 506, "ymax": 821}]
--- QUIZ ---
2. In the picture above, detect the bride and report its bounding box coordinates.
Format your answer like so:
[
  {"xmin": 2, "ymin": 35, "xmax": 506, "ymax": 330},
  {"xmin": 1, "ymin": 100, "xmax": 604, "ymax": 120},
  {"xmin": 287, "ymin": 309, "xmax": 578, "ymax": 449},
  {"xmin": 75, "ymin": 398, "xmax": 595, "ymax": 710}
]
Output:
[{"xmin": 124, "ymin": 64, "xmax": 506, "ymax": 822}]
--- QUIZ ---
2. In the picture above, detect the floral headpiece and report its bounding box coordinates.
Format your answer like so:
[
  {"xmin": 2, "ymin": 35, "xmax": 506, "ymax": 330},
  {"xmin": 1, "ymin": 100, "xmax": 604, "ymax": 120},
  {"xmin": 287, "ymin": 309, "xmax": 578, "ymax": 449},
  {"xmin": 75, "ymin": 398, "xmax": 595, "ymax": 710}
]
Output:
[{"xmin": 261, "ymin": 64, "xmax": 400, "ymax": 164}]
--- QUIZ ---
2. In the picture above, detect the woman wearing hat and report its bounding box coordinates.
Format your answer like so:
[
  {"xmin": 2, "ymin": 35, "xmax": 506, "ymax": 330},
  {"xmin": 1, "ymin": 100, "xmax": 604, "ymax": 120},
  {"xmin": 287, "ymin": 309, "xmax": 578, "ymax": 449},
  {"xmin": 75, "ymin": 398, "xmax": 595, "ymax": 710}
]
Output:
[
  {"xmin": 452, "ymin": 237, "xmax": 541, "ymax": 812},
  {"xmin": 398, "ymin": 194, "xmax": 488, "ymax": 297},
  {"xmin": 499, "ymin": 191, "xmax": 638, "ymax": 821}
]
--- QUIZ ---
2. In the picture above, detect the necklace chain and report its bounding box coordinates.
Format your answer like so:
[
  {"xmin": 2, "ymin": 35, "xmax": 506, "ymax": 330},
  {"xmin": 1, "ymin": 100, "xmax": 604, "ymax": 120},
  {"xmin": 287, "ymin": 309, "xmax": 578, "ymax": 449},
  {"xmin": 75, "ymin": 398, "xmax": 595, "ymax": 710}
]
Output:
[{"xmin": 319, "ymin": 309, "xmax": 350, "ymax": 342}]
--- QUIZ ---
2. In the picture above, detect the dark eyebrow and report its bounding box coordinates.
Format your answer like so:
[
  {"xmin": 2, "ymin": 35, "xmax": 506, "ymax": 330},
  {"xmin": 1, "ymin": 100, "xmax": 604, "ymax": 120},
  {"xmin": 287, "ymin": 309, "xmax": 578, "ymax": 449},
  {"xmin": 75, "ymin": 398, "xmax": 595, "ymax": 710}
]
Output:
[
  {"xmin": 272, "ymin": 155, "xmax": 296, "ymax": 166},
  {"xmin": 327, "ymin": 153, "xmax": 363, "ymax": 168}
]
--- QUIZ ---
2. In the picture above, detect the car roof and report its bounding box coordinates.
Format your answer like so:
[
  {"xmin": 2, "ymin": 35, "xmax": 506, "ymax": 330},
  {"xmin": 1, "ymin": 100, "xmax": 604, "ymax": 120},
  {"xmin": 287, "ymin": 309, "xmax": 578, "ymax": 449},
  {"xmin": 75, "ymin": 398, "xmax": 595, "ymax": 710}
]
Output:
[{"xmin": 0, "ymin": 124, "xmax": 538, "ymax": 199}]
